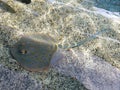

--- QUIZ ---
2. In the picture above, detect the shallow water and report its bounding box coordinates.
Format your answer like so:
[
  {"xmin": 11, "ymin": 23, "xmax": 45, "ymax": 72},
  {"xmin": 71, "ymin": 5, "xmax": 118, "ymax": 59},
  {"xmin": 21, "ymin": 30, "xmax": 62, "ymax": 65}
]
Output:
[{"xmin": 0, "ymin": 0, "xmax": 120, "ymax": 90}]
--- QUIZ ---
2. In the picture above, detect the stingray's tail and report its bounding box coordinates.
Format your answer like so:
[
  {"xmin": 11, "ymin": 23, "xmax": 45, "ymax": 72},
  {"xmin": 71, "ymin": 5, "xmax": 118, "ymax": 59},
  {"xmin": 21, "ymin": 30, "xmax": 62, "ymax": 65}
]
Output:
[{"xmin": 64, "ymin": 29, "xmax": 110, "ymax": 49}]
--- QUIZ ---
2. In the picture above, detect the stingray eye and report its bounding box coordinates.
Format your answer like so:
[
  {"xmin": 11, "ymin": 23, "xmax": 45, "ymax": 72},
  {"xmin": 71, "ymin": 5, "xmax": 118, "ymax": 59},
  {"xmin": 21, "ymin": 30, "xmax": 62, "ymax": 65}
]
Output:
[{"xmin": 19, "ymin": 49, "xmax": 27, "ymax": 54}]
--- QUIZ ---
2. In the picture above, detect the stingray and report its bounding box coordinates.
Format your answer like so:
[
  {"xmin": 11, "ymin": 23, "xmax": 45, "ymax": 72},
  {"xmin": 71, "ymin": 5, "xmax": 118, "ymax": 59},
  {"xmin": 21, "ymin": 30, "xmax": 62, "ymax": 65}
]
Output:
[
  {"xmin": 10, "ymin": 33, "xmax": 64, "ymax": 72},
  {"xmin": 10, "ymin": 29, "xmax": 108, "ymax": 72}
]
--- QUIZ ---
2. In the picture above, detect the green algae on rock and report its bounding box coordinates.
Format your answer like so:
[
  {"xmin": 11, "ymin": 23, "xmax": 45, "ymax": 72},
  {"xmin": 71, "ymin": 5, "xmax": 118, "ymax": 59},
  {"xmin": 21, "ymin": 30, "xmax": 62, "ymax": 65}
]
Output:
[{"xmin": 10, "ymin": 33, "xmax": 63, "ymax": 72}]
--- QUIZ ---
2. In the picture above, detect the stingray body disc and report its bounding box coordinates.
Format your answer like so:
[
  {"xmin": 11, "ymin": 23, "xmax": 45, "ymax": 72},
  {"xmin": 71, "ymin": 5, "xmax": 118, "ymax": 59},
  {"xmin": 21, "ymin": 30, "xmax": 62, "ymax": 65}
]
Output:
[{"xmin": 10, "ymin": 33, "xmax": 57, "ymax": 72}]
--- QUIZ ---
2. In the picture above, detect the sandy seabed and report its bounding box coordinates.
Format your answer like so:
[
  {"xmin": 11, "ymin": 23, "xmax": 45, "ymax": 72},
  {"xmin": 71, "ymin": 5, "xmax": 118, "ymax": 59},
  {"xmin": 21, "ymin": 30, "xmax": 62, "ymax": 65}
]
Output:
[{"xmin": 0, "ymin": 0, "xmax": 120, "ymax": 90}]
